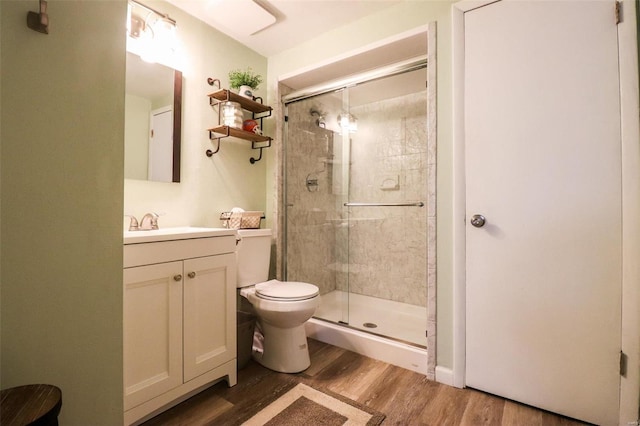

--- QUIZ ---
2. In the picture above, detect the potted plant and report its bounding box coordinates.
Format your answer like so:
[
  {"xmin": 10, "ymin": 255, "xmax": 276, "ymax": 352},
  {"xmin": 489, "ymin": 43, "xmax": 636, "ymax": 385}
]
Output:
[{"xmin": 228, "ymin": 67, "xmax": 262, "ymax": 99}]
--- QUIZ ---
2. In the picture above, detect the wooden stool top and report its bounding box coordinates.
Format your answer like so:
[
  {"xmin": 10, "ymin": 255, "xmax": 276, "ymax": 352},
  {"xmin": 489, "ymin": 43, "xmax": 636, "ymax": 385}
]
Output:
[{"xmin": 0, "ymin": 384, "xmax": 62, "ymax": 426}]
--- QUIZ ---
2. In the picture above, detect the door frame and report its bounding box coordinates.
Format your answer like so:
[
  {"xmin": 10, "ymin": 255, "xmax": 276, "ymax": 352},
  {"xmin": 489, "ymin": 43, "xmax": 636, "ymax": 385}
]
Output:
[{"xmin": 451, "ymin": 0, "xmax": 640, "ymax": 423}]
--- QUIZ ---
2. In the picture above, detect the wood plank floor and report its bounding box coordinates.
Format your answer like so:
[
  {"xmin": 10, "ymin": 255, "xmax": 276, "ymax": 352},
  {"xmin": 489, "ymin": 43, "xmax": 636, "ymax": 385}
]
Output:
[{"xmin": 142, "ymin": 339, "xmax": 590, "ymax": 425}]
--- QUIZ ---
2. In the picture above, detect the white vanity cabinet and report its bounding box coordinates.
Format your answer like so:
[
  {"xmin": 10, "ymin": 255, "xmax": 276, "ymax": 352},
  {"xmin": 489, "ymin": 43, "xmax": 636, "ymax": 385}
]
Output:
[{"xmin": 123, "ymin": 229, "xmax": 237, "ymax": 425}]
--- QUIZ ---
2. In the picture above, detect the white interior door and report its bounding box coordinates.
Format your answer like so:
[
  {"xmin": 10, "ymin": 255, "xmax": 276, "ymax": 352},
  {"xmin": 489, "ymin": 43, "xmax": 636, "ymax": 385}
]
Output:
[
  {"xmin": 148, "ymin": 106, "xmax": 173, "ymax": 182},
  {"xmin": 464, "ymin": 1, "xmax": 622, "ymax": 425}
]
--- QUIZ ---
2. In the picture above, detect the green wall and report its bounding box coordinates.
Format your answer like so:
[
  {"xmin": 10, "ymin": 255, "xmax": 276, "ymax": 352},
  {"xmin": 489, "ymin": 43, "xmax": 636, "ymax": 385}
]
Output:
[
  {"xmin": 1, "ymin": 1, "xmax": 268, "ymax": 422},
  {"xmin": 0, "ymin": 0, "xmax": 635, "ymax": 423},
  {"xmin": 1, "ymin": 1, "xmax": 126, "ymax": 424},
  {"xmin": 1, "ymin": 1, "xmax": 635, "ymax": 423},
  {"xmin": 123, "ymin": 0, "xmax": 269, "ymax": 230}
]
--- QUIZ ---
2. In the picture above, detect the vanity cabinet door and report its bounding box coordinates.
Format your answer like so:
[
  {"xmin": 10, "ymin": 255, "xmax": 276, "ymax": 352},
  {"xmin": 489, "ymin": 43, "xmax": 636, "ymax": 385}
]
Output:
[
  {"xmin": 123, "ymin": 261, "xmax": 183, "ymax": 410},
  {"xmin": 183, "ymin": 253, "xmax": 236, "ymax": 382}
]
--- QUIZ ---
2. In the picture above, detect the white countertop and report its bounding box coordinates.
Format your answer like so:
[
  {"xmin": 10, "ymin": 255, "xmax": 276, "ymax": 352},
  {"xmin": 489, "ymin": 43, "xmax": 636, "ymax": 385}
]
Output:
[{"xmin": 123, "ymin": 227, "xmax": 236, "ymax": 244}]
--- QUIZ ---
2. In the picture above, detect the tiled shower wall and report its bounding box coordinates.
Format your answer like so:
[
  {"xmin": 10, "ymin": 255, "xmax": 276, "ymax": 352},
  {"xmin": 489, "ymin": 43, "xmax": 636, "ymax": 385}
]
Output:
[
  {"xmin": 348, "ymin": 92, "xmax": 428, "ymax": 306},
  {"xmin": 285, "ymin": 93, "xmax": 342, "ymax": 297},
  {"xmin": 285, "ymin": 90, "xmax": 428, "ymax": 308}
]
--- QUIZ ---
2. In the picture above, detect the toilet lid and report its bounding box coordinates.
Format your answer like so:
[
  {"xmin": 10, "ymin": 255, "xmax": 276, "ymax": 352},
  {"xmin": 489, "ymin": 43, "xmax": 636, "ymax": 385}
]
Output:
[{"xmin": 254, "ymin": 280, "xmax": 319, "ymax": 301}]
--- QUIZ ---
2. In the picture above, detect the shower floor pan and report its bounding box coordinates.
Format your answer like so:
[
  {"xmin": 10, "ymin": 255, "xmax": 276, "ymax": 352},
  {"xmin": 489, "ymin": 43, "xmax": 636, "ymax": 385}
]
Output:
[
  {"xmin": 313, "ymin": 290, "xmax": 427, "ymax": 348},
  {"xmin": 306, "ymin": 290, "xmax": 429, "ymax": 376}
]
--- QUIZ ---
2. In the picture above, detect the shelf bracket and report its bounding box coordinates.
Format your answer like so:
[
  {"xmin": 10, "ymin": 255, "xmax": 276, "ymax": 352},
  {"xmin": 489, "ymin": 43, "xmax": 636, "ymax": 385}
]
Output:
[
  {"xmin": 250, "ymin": 147, "xmax": 263, "ymax": 164},
  {"xmin": 206, "ymin": 131, "xmax": 222, "ymax": 157},
  {"xmin": 207, "ymin": 78, "xmax": 221, "ymax": 88},
  {"xmin": 249, "ymin": 139, "xmax": 271, "ymax": 164}
]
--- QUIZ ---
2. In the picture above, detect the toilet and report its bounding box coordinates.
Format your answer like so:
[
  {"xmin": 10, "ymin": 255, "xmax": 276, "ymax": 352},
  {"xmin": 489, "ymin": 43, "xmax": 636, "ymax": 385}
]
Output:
[{"xmin": 236, "ymin": 228, "xmax": 319, "ymax": 373}]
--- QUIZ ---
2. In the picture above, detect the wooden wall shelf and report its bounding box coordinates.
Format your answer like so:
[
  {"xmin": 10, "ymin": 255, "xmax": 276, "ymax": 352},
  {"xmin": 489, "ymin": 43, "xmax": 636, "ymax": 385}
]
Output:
[
  {"xmin": 205, "ymin": 79, "xmax": 273, "ymax": 164},
  {"xmin": 208, "ymin": 89, "xmax": 272, "ymax": 117},
  {"xmin": 207, "ymin": 125, "xmax": 271, "ymax": 144}
]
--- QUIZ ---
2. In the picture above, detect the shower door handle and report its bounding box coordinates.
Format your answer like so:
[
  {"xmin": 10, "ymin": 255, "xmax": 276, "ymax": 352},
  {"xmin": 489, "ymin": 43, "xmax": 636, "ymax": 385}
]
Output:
[{"xmin": 344, "ymin": 202, "xmax": 425, "ymax": 207}]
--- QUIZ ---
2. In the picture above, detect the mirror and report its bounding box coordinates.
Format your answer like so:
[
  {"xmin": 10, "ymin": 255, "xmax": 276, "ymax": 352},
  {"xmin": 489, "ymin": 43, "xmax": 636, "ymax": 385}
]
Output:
[{"xmin": 124, "ymin": 51, "xmax": 182, "ymax": 182}]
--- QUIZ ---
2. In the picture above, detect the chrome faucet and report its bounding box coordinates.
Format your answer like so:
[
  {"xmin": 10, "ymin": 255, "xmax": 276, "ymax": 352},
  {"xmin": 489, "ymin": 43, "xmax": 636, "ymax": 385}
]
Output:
[
  {"xmin": 140, "ymin": 212, "xmax": 160, "ymax": 230},
  {"xmin": 125, "ymin": 215, "xmax": 139, "ymax": 231}
]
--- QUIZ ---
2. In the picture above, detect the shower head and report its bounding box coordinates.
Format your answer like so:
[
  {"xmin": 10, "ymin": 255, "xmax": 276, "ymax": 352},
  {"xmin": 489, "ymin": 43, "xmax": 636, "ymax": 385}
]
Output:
[{"xmin": 310, "ymin": 108, "xmax": 326, "ymax": 128}]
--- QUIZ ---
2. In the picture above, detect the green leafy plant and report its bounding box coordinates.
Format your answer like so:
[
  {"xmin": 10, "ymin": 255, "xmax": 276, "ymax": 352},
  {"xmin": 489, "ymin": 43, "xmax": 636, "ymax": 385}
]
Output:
[{"xmin": 228, "ymin": 67, "xmax": 263, "ymax": 90}]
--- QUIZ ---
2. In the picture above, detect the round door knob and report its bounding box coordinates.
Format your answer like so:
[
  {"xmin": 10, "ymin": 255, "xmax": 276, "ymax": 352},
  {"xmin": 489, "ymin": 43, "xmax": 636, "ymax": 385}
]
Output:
[
  {"xmin": 470, "ymin": 214, "xmax": 486, "ymax": 228},
  {"xmin": 173, "ymin": 274, "xmax": 183, "ymax": 282},
  {"xmin": 187, "ymin": 272, "xmax": 196, "ymax": 279}
]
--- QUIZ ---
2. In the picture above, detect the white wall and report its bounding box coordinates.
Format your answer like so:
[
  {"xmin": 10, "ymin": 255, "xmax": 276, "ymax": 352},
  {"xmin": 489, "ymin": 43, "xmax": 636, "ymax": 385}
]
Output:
[
  {"xmin": 124, "ymin": 1, "xmax": 269, "ymax": 230},
  {"xmin": 1, "ymin": 1, "xmax": 126, "ymax": 424}
]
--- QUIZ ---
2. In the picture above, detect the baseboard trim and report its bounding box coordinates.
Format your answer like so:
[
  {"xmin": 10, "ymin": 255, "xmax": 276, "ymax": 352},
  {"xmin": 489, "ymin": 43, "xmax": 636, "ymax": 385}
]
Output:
[{"xmin": 435, "ymin": 366, "xmax": 454, "ymax": 386}]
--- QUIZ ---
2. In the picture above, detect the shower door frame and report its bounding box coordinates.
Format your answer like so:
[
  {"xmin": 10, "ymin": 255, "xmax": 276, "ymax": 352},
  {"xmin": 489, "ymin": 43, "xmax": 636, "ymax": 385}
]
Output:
[{"xmin": 276, "ymin": 23, "xmax": 437, "ymax": 379}]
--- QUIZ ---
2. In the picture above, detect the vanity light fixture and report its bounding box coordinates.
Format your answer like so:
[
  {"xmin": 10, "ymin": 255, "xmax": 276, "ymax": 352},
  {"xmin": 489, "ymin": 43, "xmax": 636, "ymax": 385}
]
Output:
[{"xmin": 127, "ymin": 0, "xmax": 177, "ymax": 65}]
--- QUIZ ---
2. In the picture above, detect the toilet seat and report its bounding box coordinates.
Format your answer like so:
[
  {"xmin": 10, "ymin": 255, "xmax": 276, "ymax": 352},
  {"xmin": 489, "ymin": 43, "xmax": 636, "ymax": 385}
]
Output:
[{"xmin": 254, "ymin": 279, "xmax": 319, "ymax": 301}]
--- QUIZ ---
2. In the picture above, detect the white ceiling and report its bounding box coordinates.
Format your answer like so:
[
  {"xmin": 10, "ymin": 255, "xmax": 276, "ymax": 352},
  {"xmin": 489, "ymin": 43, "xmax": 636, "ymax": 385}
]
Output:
[{"xmin": 166, "ymin": 0, "xmax": 403, "ymax": 57}]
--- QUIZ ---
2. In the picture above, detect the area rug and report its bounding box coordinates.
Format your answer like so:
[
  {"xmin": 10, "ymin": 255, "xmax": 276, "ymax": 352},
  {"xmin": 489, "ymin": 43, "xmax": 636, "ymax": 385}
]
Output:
[{"xmin": 241, "ymin": 383, "xmax": 385, "ymax": 426}]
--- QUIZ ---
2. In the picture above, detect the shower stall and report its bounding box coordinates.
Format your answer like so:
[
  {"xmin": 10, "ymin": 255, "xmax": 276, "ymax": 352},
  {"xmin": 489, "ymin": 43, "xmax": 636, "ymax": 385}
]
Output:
[{"xmin": 282, "ymin": 58, "xmax": 432, "ymax": 355}]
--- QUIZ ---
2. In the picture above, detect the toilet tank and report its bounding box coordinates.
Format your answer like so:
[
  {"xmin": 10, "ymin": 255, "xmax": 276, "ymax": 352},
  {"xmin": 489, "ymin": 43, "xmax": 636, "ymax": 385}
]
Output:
[{"xmin": 236, "ymin": 228, "xmax": 272, "ymax": 288}]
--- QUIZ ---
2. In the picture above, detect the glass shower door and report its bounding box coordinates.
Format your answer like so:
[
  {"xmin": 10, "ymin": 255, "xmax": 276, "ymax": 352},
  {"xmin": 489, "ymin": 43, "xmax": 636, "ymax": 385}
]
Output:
[
  {"xmin": 284, "ymin": 89, "xmax": 350, "ymax": 326},
  {"xmin": 340, "ymin": 70, "xmax": 428, "ymax": 345},
  {"xmin": 284, "ymin": 66, "xmax": 429, "ymax": 347}
]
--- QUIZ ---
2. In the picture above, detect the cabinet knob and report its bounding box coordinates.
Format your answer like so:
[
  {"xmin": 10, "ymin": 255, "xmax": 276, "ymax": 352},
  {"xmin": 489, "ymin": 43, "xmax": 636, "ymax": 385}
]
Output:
[
  {"xmin": 187, "ymin": 272, "xmax": 196, "ymax": 279},
  {"xmin": 173, "ymin": 274, "xmax": 182, "ymax": 282}
]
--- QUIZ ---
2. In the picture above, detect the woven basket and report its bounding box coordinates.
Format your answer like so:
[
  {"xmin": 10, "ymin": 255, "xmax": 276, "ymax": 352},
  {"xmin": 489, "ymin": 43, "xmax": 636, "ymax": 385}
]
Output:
[{"xmin": 220, "ymin": 211, "xmax": 264, "ymax": 229}]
